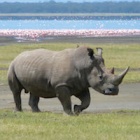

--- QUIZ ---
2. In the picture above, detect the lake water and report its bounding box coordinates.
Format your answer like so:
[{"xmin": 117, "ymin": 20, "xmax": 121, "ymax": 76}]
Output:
[{"xmin": 0, "ymin": 19, "xmax": 140, "ymax": 30}]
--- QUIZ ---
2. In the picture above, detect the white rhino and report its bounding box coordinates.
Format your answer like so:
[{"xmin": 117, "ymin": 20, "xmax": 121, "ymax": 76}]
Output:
[{"xmin": 7, "ymin": 46, "xmax": 129, "ymax": 115}]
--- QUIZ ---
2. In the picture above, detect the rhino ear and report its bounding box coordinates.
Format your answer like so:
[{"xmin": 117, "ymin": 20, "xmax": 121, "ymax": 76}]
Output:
[
  {"xmin": 87, "ymin": 48, "xmax": 94, "ymax": 59},
  {"xmin": 96, "ymin": 47, "xmax": 103, "ymax": 57}
]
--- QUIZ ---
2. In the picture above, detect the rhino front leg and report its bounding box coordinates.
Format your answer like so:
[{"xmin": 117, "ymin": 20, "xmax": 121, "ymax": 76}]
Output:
[
  {"xmin": 29, "ymin": 93, "xmax": 40, "ymax": 112},
  {"xmin": 74, "ymin": 89, "xmax": 90, "ymax": 115},
  {"xmin": 55, "ymin": 86, "xmax": 73, "ymax": 115}
]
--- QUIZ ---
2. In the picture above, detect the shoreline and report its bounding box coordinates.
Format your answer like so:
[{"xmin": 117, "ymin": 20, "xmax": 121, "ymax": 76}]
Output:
[{"xmin": 0, "ymin": 29, "xmax": 140, "ymax": 43}]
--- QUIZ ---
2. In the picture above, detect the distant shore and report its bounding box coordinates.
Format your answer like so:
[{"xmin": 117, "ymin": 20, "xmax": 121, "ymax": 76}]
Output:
[{"xmin": 0, "ymin": 13, "xmax": 140, "ymax": 20}]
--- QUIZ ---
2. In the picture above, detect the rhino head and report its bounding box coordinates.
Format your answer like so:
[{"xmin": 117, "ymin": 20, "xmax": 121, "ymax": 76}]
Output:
[
  {"xmin": 74, "ymin": 46, "xmax": 129, "ymax": 95},
  {"xmin": 88, "ymin": 65, "xmax": 129, "ymax": 95},
  {"xmin": 89, "ymin": 47, "xmax": 129, "ymax": 95}
]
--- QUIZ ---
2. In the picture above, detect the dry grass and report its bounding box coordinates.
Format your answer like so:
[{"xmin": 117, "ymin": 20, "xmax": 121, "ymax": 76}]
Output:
[{"xmin": 0, "ymin": 110, "xmax": 140, "ymax": 140}]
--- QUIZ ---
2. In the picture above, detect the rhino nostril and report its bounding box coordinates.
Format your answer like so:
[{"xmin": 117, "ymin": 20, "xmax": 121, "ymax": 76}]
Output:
[
  {"xmin": 104, "ymin": 87, "xmax": 118, "ymax": 95},
  {"xmin": 109, "ymin": 88, "xmax": 113, "ymax": 92},
  {"xmin": 104, "ymin": 88, "xmax": 113, "ymax": 94}
]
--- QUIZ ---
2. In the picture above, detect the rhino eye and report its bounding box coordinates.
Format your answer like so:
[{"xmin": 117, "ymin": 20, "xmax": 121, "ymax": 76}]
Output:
[{"xmin": 99, "ymin": 75, "xmax": 103, "ymax": 81}]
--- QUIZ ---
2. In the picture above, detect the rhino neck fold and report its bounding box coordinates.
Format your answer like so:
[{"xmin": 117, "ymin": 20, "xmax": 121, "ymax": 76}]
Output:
[{"xmin": 77, "ymin": 69, "xmax": 90, "ymax": 89}]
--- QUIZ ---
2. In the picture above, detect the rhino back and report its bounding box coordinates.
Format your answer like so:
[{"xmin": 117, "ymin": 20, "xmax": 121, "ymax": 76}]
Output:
[
  {"xmin": 14, "ymin": 49, "xmax": 54, "ymax": 80},
  {"xmin": 12, "ymin": 49, "xmax": 81, "ymax": 95}
]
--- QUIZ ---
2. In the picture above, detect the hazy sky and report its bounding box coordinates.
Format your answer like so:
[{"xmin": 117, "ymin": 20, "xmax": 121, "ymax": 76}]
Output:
[{"xmin": 0, "ymin": 0, "xmax": 138, "ymax": 2}]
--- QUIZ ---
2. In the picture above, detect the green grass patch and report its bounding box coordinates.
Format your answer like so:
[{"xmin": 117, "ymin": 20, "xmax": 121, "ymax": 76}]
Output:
[
  {"xmin": 101, "ymin": 43, "xmax": 140, "ymax": 69},
  {"xmin": 0, "ymin": 110, "xmax": 140, "ymax": 140},
  {"xmin": 0, "ymin": 42, "xmax": 140, "ymax": 84}
]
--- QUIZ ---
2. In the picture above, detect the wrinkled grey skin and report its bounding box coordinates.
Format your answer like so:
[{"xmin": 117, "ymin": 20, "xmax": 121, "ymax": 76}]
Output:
[{"xmin": 7, "ymin": 46, "xmax": 129, "ymax": 115}]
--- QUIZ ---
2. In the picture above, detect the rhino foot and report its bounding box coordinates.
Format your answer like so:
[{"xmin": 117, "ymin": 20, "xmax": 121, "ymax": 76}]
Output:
[
  {"xmin": 74, "ymin": 105, "xmax": 81, "ymax": 115},
  {"xmin": 32, "ymin": 108, "xmax": 41, "ymax": 112},
  {"xmin": 14, "ymin": 108, "xmax": 23, "ymax": 112},
  {"xmin": 63, "ymin": 111, "xmax": 74, "ymax": 116}
]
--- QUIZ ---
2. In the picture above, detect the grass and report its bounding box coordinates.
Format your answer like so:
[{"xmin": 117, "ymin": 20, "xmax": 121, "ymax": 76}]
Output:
[
  {"xmin": 0, "ymin": 42, "xmax": 140, "ymax": 84},
  {"xmin": 102, "ymin": 44, "xmax": 140, "ymax": 68},
  {"xmin": 0, "ymin": 110, "xmax": 140, "ymax": 140},
  {"xmin": 0, "ymin": 41, "xmax": 139, "ymax": 140}
]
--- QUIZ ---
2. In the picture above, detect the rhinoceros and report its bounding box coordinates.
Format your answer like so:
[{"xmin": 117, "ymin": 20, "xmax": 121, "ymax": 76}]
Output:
[{"xmin": 7, "ymin": 46, "xmax": 129, "ymax": 115}]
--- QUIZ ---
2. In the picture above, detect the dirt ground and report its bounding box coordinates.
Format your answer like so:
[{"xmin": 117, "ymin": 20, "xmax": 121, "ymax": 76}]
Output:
[{"xmin": 0, "ymin": 83, "xmax": 139, "ymax": 113}]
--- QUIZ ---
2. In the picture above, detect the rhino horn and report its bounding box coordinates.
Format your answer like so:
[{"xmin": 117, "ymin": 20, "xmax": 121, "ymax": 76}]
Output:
[
  {"xmin": 110, "ymin": 67, "xmax": 114, "ymax": 74},
  {"xmin": 112, "ymin": 67, "xmax": 129, "ymax": 85},
  {"xmin": 96, "ymin": 48, "xmax": 103, "ymax": 57}
]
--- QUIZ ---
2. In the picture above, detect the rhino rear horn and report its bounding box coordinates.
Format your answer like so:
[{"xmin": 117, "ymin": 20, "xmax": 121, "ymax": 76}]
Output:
[
  {"xmin": 110, "ymin": 67, "xmax": 114, "ymax": 74},
  {"xmin": 77, "ymin": 44, "xmax": 79, "ymax": 48},
  {"xmin": 96, "ymin": 48, "xmax": 103, "ymax": 57},
  {"xmin": 112, "ymin": 67, "xmax": 129, "ymax": 85}
]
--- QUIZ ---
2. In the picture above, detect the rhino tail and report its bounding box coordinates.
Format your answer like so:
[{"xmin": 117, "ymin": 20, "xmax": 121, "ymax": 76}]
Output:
[{"xmin": 7, "ymin": 62, "xmax": 23, "ymax": 94}]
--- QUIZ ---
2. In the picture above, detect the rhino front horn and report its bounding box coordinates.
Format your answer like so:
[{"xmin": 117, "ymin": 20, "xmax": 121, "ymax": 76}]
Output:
[{"xmin": 113, "ymin": 67, "xmax": 130, "ymax": 85}]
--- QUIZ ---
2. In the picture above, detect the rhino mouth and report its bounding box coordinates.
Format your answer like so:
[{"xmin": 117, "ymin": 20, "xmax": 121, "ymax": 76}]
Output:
[{"xmin": 103, "ymin": 88, "xmax": 119, "ymax": 95}]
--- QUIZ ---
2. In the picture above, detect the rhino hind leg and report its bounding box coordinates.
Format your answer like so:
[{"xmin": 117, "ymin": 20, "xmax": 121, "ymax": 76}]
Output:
[
  {"xmin": 29, "ymin": 93, "xmax": 40, "ymax": 112},
  {"xmin": 12, "ymin": 90, "xmax": 22, "ymax": 111},
  {"xmin": 8, "ymin": 72, "xmax": 23, "ymax": 111},
  {"xmin": 74, "ymin": 89, "xmax": 90, "ymax": 115}
]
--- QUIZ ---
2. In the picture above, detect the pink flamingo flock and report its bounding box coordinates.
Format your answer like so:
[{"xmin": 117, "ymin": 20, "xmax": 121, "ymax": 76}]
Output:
[{"xmin": 0, "ymin": 29, "xmax": 140, "ymax": 41}]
